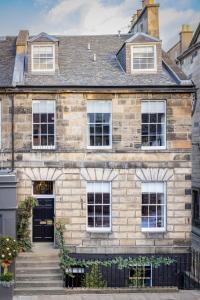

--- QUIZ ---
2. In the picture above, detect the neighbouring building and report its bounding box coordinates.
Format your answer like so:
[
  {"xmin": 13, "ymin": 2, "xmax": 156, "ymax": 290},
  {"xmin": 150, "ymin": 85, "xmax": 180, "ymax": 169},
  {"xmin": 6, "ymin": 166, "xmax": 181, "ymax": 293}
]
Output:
[
  {"xmin": 168, "ymin": 23, "xmax": 200, "ymax": 250},
  {"xmin": 0, "ymin": 0, "xmax": 195, "ymax": 288}
]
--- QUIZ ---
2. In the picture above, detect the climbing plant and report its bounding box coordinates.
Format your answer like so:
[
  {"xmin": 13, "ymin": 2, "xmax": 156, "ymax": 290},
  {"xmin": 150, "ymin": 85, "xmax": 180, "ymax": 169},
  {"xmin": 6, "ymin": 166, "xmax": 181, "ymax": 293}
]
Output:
[
  {"xmin": 17, "ymin": 196, "xmax": 38, "ymax": 252},
  {"xmin": 55, "ymin": 220, "xmax": 176, "ymax": 288}
]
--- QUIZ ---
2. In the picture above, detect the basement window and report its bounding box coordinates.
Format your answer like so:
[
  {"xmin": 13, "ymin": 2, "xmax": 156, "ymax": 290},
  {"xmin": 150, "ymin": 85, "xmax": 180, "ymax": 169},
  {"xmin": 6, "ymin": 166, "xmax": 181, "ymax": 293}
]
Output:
[
  {"xmin": 131, "ymin": 45, "xmax": 157, "ymax": 72},
  {"xmin": 129, "ymin": 265, "xmax": 152, "ymax": 287},
  {"xmin": 65, "ymin": 267, "xmax": 85, "ymax": 288},
  {"xmin": 31, "ymin": 45, "xmax": 55, "ymax": 72}
]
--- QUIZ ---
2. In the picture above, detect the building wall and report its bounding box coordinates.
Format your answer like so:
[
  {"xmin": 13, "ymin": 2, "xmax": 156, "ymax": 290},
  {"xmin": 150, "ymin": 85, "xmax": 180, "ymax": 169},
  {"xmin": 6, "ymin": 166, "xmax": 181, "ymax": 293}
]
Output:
[{"xmin": 0, "ymin": 91, "xmax": 192, "ymax": 254}]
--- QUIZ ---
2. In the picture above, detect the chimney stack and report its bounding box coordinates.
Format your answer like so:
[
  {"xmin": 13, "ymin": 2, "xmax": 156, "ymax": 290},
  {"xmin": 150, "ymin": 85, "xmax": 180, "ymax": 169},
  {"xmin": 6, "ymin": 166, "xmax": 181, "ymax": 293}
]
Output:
[
  {"xmin": 16, "ymin": 30, "xmax": 29, "ymax": 55},
  {"xmin": 180, "ymin": 24, "xmax": 193, "ymax": 53}
]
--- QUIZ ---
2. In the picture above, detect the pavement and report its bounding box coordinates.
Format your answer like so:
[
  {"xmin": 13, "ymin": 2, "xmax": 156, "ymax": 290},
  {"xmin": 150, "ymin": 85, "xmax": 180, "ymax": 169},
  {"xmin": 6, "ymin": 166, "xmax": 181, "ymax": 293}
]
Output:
[{"xmin": 13, "ymin": 291, "xmax": 200, "ymax": 300}]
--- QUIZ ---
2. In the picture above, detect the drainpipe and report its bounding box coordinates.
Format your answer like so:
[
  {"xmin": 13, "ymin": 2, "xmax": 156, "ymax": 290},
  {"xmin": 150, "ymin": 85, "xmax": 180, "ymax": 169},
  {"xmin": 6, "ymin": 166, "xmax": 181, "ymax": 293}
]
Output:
[{"xmin": 11, "ymin": 94, "xmax": 14, "ymax": 171}]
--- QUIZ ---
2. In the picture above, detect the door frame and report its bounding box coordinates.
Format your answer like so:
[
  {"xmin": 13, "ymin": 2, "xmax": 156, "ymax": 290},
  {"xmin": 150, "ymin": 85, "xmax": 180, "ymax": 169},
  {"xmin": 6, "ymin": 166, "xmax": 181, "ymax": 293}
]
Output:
[{"xmin": 32, "ymin": 192, "xmax": 55, "ymax": 243}]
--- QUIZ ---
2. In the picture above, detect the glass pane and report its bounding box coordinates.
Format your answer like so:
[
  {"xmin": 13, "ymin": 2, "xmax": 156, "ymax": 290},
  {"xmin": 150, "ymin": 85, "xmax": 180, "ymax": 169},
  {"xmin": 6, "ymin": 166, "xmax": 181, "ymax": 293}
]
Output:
[
  {"xmin": 103, "ymin": 193, "xmax": 110, "ymax": 204},
  {"xmin": 142, "ymin": 193, "xmax": 149, "ymax": 204},
  {"xmin": 48, "ymin": 135, "xmax": 54, "ymax": 146},
  {"xmin": 150, "ymin": 124, "xmax": 156, "ymax": 135},
  {"xmin": 41, "ymin": 135, "xmax": 47, "ymax": 146},
  {"xmin": 142, "ymin": 217, "xmax": 148, "ymax": 228},
  {"xmin": 33, "ymin": 181, "xmax": 53, "ymax": 195},
  {"xmin": 103, "ymin": 136, "xmax": 110, "ymax": 146},
  {"xmin": 95, "ymin": 125, "xmax": 102, "ymax": 134},
  {"xmin": 88, "ymin": 113, "xmax": 94, "ymax": 123},
  {"xmin": 95, "ymin": 206, "xmax": 102, "ymax": 216},
  {"xmin": 157, "ymin": 217, "xmax": 164, "ymax": 227},
  {"xmin": 95, "ymin": 193, "xmax": 102, "ymax": 204},
  {"xmin": 149, "ymin": 217, "xmax": 156, "ymax": 227},
  {"xmin": 95, "ymin": 113, "xmax": 103, "ymax": 123},
  {"xmin": 150, "ymin": 114, "xmax": 157, "ymax": 123},
  {"xmin": 142, "ymin": 135, "xmax": 149, "ymax": 145},
  {"xmin": 157, "ymin": 193, "xmax": 164, "ymax": 204},
  {"xmin": 142, "ymin": 206, "xmax": 148, "ymax": 216},
  {"xmin": 33, "ymin": 136, "xmax": 40, "ymax": 146},
  {"xmin": 90, "ymin": 125, "xmax": 94, "ymax": 134},
  {"xmin": 158, "ymin": 113, "xmax": 164, "ymax": 123},
  {"xmin": 95, "ymin": 136, "xmax": 102, "ymax": 146},
  {"xmin": 103, "ymin": 206, "xmax": 110, "ymax": 215},
  {"xmin": 88, "ymin": 193, "xmax": 94, "ymax": 204},
  {"xmin": 48, "ymin": 124, "xmax": 54, "ymax": 134},
  {"xmin": 33, "ymin": 124, "xmax": 40, "ymax": 135},
  {"xmin": 103, "ymin": 217, "xmax": 110, "ymax": 227},
  {"xmin": 95, "ymin": 217, "xmax": 102, "ymax": 227},
  {"xmin": 41, "ymin": 114, "xmax": 47, "ymax": 123},
  {"xmin": 103, "ymin": 125, "xmax": 110, "ymax": 134},
  {"xmin": 149, "ymin": 206, "xmax": 156, "ymax": 216},
  {"xmin": 41, "ymin": 124, "xmax": 47, "ymax": 134},
  {"xmin": 103, "ymin": 113, "xmax": 110, "ymax": 123},
  {"xmin": 33, "ymin": 113, "xmax": 40, "ymax": 123},
  {"xmin": 88, "ymin": 205, "xmax": 94, "ymax": 216},
  {"xmin": 88, "ymin": 217, "xmax": 94, "ymax": 227},
  {"xmin": 142, "ymin": 124, "xmax": 148, "ymax": 135},
  {"xmin": 150, "ymin": 194, "xmax": 156, "ymax": 204},
  {"xmin": 48, "ymin": 113, "xmax": 54, "ymax": 123},
  {"xmin": 90, "ymin": 136, "xmax": 95, "ymax": 146},
  {"xmin": 142, "ymin": 113, "xmax": 149, "ymax": 123}
]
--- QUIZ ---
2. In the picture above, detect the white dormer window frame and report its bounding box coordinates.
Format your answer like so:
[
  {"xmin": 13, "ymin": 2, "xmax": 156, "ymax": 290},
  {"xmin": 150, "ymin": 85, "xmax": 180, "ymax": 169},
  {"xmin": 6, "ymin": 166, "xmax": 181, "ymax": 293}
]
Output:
[
  {"xmin": 131, "ymin": 44, "xmax": 157, "ymax": 73},
  {"xmin": 31, "ymin": 44, "xmax": 55, "ymax": 73}
]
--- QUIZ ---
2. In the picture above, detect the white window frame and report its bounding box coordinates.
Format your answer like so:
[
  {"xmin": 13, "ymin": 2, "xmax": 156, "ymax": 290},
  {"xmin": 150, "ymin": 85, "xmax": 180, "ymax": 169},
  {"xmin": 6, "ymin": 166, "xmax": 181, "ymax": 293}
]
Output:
[
  {"xmin": 141, "ymin": 182, "xmax": 166, "ymax": 233},
  {"xmin": 129, "ymin": 265, "xmax": 152, "ymax": 287},
  {"xmin": 31, "ymin": 44, "xmax": 55, "ymax": 73},
  {"xmin": 87, "ymin": 100, "xmax": 112, "ymax": 150},
  {"xmin": 141, "ymin": 100, "xmax": 166, "ymax": 150},
  {"xmin": 131, "ymin": 44, "xmax": 157, "ymax": 73},
  {"xmin": 86, "ymin": 181, "xmax": 112, "ymax": 233},
  {"xmin": 32, "ymin": 100, "xmax": 56, "ymax": 150}
]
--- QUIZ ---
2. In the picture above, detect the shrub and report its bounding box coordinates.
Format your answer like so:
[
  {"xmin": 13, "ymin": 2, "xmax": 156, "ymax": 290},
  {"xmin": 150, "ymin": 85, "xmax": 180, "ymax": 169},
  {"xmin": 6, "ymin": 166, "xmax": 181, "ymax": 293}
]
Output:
[{"xmin": 83, "ymin": 264, "xmax": 107, "ymax": 288}]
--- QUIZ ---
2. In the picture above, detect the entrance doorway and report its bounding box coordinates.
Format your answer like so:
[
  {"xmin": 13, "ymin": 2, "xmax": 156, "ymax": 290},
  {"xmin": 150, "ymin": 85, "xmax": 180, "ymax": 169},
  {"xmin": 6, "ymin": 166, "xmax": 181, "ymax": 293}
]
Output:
[{"xmin": 32, "ymin": 181, "xmax": 54, "ymax": 242}]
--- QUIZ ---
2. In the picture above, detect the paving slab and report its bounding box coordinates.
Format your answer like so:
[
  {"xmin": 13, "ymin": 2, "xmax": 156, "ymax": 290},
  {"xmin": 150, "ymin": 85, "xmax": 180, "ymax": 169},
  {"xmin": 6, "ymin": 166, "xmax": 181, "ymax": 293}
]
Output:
[{"xmin": 13, "ymin": 290, "xmax": 200, "ymax": 300}]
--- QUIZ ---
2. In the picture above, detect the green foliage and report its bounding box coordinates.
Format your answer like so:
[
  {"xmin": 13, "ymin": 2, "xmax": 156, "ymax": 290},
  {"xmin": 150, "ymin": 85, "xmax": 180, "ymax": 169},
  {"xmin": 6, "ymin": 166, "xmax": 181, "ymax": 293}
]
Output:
[
  {"xmin": 0, "ymin": 272, "xmax": 14, "ymax": 282},
  {"xmin": 55, "ymin": 220, "xmax": 176, "ymax": 288},
  {"xmin": 82, "ymin": 264, "xmax": 107, "ymax": 288},
  {"xmin": 128, "ymin": 267, "xmax": 144, "ymax": 287},
  {"xmin": 17, "ymin": 196, "xmax": 38, "ymax": 252},
  {"xmin": 0, "ymin": 236, "xmax": 18, "ymax": 261}
]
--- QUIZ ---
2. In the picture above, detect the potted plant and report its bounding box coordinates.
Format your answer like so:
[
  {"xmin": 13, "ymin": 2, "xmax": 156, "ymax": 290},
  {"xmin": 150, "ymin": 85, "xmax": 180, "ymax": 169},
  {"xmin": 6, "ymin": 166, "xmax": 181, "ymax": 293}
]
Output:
[{"xmin": 0, "ymin": 236, "xmax": 18, "ymax": 300}]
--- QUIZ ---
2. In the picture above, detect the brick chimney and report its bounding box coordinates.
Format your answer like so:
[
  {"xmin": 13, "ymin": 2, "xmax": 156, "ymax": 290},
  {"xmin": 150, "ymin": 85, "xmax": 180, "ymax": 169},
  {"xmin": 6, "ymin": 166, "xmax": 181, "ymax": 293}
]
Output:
[
  {"xmin": 129, "ymin": 0, "xmax": 160, "ymax": 39},
  {"xmin": 180, "ymin": 24, "xmax": 193, "ymax": 53},
  {"xmin": 16, "ymin": 30, "xmax": 29, "ymax": 54}
]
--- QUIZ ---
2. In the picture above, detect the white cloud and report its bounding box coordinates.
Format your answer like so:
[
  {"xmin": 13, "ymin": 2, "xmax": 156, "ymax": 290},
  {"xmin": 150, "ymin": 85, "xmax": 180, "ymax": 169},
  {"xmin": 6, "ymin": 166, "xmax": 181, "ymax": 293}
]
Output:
[{"xmin": 31, "ymin": 0, "xmax": 199, "ymax": 49}]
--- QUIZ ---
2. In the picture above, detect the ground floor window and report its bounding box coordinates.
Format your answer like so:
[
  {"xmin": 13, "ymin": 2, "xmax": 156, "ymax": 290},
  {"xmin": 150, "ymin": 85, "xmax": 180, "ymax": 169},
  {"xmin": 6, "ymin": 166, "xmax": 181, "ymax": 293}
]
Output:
[
  {"xmin": 141, "ymin": 182, "xmax": 166, "ymax": 232},
  {"xmin": 129, "ymin": 265, "xmax": 152, "ymax": 287},
  {"xmin": 87, "ymin": 181, "xmax": 111, "ymax": 232}
]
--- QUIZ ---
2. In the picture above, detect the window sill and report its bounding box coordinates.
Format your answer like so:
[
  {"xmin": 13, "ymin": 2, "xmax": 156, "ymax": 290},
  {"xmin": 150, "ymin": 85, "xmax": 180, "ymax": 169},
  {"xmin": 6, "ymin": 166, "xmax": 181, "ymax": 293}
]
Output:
[
  {"xmin": 86, "ymin": 228, "xmax": 112, "ymax": 233},
  {"xmin": 141, "ymin": 228, "xmax": 166, "ymax": 233},
  {"xmin": 141, "ymin": 146, "xmax": 166, "ymax": 151},
  {"xmin": 87, "ymin": 146, "xmax": 112, "ymax": 150},
  {"xmin": 32, "ymin": 146, "xmax": 56, "ymax": 150}
]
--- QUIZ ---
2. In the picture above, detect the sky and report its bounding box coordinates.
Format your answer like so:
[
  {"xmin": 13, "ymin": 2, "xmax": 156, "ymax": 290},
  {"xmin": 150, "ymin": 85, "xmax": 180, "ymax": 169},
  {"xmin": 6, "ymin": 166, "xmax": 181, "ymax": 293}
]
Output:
[{"xmin": 0, "ymin": 0, "xmax": 199, "ymax": 50}]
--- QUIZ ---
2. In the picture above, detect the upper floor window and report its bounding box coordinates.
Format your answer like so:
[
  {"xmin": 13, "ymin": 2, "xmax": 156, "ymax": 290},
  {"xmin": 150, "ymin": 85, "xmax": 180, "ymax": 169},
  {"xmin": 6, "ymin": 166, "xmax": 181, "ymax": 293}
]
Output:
[
  {"xmin": 87, "ymin": 181, "xmax": 111, "ymax": 232},
  {"xmin": 141, "ymin": 101, "xmax": 166, "ymax": 149},
  {"xmin": 87, "ymin": 101, "xmax": 112, "ymax": 148},
  {"xmin": 131, "ymin": 45, "xmax": 156, "ymax": 72},
  {"xmin": 32, "ymin": 45, "xmax": 55, "ymax": 72},
  {"xmin": 32, "ymin": 100, "xmax": 55, "ymax": 149},
  {"xmin": 141, "ymin": 182, "xmax": 166, "ymax": 232}
]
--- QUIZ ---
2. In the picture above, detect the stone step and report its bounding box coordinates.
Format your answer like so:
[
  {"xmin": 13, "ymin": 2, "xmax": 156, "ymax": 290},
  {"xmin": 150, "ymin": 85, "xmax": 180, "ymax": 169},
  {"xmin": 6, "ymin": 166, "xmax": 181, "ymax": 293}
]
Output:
[
  {"xmin": 16, "ymin": 280, "xmax": 63, "ymax": 288},
  {"xmin": 16, "ymin": 261, "xmax": 60, "ymax": 268},
  {"xmin": 16, "ymin": 274, "xmax": 63, "ymax": 281},
  {"xmin": 14, "ymin": 287, "xmax": 66, "ymax": 296},
  {"xmin": 18, "ymin": 251, "xmax": 59, "ymax": 258},
  {"xmin": 17, "ymin": 256, "xmax": 60, "ymax": 262},
  {"xmin": 16, "ymin": 267, "xmax": 62, "ymax": 275}
]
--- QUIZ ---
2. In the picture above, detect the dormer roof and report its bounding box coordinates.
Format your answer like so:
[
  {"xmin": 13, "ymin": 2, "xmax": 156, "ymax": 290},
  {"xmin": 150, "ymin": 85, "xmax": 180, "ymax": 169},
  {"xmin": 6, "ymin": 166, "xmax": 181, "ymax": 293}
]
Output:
[
  {"xmin": 126, "ymin": 32, "xmax": 161, "ymax": 44},
  {"xmin": 28, "ymin": 32, "xmax": 59, "ymax": 43}
]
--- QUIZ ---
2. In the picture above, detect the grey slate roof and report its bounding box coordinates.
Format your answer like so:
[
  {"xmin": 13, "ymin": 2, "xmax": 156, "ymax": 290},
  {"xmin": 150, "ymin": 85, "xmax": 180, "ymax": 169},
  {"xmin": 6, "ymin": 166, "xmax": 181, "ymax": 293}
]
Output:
[
  {"xmin": 23, "ymin": 34, "xmax": 186, "ymax": 87},
  {"xmin": 0, "ymin": 37, "xmax": 16, "ymax": 87}
]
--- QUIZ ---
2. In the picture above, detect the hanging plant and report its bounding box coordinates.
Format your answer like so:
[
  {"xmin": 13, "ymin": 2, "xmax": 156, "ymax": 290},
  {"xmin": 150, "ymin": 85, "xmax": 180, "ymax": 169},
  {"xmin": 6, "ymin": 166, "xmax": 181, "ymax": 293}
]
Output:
[{"xmin": 17, "ymin": 196, "xmax": 38, "ymax": 252}]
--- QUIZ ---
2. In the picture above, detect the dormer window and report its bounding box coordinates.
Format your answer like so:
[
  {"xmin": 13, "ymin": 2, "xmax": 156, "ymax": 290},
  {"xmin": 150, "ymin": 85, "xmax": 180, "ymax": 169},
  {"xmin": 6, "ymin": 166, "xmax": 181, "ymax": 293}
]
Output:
[
  {"xmin": 131, "ymin": 45, "xmax": 157, "ymax": 72},
  {"xmin": 32, "ymin": 45, "xmax": 55, "ymax": 72}
]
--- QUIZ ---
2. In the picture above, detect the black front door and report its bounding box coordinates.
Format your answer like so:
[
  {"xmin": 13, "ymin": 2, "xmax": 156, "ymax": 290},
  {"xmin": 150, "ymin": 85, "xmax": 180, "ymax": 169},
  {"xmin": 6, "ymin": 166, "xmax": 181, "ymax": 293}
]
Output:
[{"xmin": 33, "ymin": 198, "xmax": 54, "ymax": 242}]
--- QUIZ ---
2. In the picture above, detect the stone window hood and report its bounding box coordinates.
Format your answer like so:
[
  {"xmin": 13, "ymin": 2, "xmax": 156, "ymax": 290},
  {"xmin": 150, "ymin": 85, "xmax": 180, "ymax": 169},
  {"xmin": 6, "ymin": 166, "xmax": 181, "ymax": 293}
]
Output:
[{"xmin": 116, "ymin": 32, "xmax": 162, "ymax": 74}]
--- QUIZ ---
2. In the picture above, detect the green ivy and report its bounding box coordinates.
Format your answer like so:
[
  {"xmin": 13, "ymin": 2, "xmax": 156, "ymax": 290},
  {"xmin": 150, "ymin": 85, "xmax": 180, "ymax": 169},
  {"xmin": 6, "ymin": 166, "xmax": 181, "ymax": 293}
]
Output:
[{"xmin": 55, "ymin": 221, "xmax": 176, "ymax": 275}]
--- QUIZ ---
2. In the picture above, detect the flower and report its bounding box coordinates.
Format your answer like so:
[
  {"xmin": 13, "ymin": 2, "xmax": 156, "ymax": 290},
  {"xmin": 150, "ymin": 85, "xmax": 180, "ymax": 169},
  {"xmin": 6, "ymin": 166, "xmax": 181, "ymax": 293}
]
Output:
[
  {"xmin": 6, "ymin": 238, "xmax": 9, "ymax": 241},
  {"xmin": 1, "ymin": 254, "xmax": 5, "ymax": 258},
  {"xmin": 8, "ymin": 253, "xmax": 11, "ymax": 256},
  {"xmin": 7, "ymin": 248, "xmax": 9, "ymax": 250}
]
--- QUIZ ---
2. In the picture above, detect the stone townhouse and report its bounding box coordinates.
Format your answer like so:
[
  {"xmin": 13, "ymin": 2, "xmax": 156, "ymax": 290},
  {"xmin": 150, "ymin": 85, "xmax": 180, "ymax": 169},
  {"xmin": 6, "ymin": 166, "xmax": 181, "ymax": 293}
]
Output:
[
  {"xmin": 0, "ymin": 0, "xmax": 195, "ymax": 292},
  {"xmin": 168, "ymin": 23, "xmax": 200, "ymax": 250}
]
